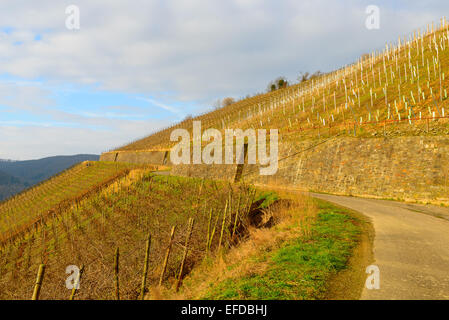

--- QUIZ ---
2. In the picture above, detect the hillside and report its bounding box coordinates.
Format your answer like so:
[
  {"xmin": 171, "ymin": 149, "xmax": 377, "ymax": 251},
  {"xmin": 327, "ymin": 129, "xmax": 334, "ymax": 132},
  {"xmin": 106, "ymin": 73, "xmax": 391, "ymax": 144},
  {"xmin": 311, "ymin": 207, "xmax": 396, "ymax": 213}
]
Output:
[
  {"xmin": 0, "ymin": 170, "xmax": 23, "ymax": 186},
  {"xmin": 114, "ymin": 20, "xmax": 449, "ymax": 153},
  {"xmin": 0, "ymin": 161, "xmax": 139, "ymax": 245},
  {"xmin": 2, "ymin": 19, "xmax": 448, "ymax": 301},
  {"xmin": 0, "ymin": 171, "xmax": 365, "ymax": 300},
  {"xmin": 0, "ymin": 155, "xmax": 99, "ymax": 202},
  {"xmin": 0, "ymin": 170, "xmax": 28, "ymax": 202},
  {"xmin": 0, "ymin": 173, "xmax": 262, "ymax": 299}
]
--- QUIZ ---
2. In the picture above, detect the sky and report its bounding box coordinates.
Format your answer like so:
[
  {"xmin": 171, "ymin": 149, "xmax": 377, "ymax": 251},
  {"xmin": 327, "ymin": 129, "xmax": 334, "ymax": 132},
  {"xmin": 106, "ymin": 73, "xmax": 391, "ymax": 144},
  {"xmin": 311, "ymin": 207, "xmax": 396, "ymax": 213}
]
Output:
[{"xmin": 0, "ymin": 0, "xmax": 448, "ymax": 160}]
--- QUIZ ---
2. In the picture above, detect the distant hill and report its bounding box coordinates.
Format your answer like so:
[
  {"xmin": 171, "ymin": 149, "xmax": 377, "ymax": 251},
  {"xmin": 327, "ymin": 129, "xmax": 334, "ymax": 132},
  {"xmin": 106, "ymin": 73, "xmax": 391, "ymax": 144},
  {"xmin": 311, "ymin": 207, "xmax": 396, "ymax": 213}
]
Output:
[
  {"xmin": 0, "ymin": 169, "xmax": 22, "ymax": 185},
  {"xmin": 0, "ymin": 169, "xmax": 28, "ymax": 202},
  {"xmin": 0, "ymin": 154, "xmax": 99, "ymax": 201}
]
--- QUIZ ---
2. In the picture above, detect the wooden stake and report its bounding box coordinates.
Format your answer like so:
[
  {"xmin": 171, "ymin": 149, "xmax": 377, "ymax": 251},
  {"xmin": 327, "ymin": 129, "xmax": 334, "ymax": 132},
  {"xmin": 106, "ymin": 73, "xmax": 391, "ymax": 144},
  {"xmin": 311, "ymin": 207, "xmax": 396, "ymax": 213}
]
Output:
[
  {"xmin": 139, "ymin": 233, "xmax": 152, "ymax": 300},
  {"xmin": 114, "ymin": 247, "xmax": 120, "ymax": 300},
  {"xmin": 69, "ymin": 264, "xmax": 84, "ymax": 300},
  {"xmin": 232, "ymin": 194, "xmax": 242, "ymax": 238},
  {"xmin": 31, "ymin": 264, "xmax": 46, "ymax": 300},
  {"xmin": 175, "ymin": 218, "xmax": 194, "ymax": 291},
  {"xmin": 159, "ymin": 226, "xmax": 176, "ymax": 286},
  {"xmin": 205, "ymin": 209, "xmax": 213, "ymax": 254}
]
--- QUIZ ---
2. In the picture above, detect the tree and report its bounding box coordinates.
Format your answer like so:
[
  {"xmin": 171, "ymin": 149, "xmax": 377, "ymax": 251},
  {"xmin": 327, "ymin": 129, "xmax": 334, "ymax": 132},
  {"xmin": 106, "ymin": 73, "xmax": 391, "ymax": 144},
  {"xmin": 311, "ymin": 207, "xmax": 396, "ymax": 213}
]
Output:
[
  {"xmin": 277, "ymin": 78, "xmax": 287, "ymax": 89},
  {"xmin": 212, "ymin": 97, "xmax": 236, "ymax": 110},
  {"xmin": 310, "ymin": 71, "xmax": 323, "ymax": 80},
  {"xmin": 267, "ymin": 76, "xmax": 289, "ymax": 92},
  {"xmin": 298, "ymin": 72, "xmax": 310, "ymax": 83},
  {"xmin": 222, "ymin": 97, "xmax": 235, "ymax": 107},
  {"xmin": 297, "ymin": 71, "xmax": 322, "ymax": 83}
]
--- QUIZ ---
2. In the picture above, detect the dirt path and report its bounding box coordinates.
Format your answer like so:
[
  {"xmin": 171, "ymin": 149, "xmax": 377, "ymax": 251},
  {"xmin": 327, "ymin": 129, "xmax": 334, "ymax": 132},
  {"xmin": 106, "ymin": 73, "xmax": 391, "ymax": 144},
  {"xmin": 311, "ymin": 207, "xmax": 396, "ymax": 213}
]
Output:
[{"xmin": 311, "ymin": 193, "xmax": 449, "ymax": 300}]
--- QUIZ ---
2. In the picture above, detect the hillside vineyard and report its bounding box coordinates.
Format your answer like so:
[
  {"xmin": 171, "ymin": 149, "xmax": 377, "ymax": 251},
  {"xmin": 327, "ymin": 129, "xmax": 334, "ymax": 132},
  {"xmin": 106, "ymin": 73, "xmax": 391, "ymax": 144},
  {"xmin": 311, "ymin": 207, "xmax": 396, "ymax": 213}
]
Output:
[{"xmin": 116, "ymin": 19, "xmax": 449, "ymax": 152}]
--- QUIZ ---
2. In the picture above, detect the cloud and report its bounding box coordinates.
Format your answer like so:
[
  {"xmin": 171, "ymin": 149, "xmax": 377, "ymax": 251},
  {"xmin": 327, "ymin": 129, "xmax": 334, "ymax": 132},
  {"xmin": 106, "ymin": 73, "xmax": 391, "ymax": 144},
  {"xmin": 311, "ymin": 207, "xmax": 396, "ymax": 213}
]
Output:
[
  {"xmin": 1, "ymin": 0, "xmax": 447, "ymax": 103},
  {"xmin": 0, "ymin": 0, "xmax": 448, "ymax": 158},
  {"xmin": 0, "ymin": 118, "xmax": 171, "ymax": 160},
  {"xmin": 137, "ymin": 97, "xmax": 182, "ymax": 116}
]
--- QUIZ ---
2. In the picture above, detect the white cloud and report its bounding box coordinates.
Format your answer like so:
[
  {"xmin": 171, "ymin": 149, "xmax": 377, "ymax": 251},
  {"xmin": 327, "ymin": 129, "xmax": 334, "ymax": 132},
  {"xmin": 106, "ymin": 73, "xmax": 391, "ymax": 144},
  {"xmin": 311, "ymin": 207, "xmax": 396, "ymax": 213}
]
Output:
[
  {"xmin": 0, "ymin": 0, "xmax": 446, "ymax": 103},
  {"xmin": 0, "ymin": 118, "xmax": 170, "ymax": 160},
  {"xmin": 0, "ymin": 0, "xmax": 448, "ymax": 159},
  {"xmin": 137, "ymin": 97, "xmax": 181, "ymax": 116}
]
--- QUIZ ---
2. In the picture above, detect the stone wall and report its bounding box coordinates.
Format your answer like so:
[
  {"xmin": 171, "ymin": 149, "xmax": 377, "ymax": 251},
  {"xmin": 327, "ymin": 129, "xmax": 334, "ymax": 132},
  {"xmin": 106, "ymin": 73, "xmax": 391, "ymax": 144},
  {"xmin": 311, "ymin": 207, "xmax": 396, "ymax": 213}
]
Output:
[
  {"xmin": 172, "ymin": 136, "xmax": 449, "ymax": 205},
  {"xmin": 100, "ymin": 150, "xmax": 170, "ymax": 166},
  {"xmin": 171, "ymin": 163, "xmax": 239, "ymax": 181}
]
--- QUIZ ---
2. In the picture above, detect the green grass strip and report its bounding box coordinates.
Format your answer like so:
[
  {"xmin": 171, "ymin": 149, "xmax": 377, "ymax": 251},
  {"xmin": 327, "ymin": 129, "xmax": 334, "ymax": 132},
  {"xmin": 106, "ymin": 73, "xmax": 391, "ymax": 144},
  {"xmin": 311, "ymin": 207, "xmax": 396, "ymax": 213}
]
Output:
[{"xmin": 202, "ymin": 200, "xmax": 361, "ymax": 300}]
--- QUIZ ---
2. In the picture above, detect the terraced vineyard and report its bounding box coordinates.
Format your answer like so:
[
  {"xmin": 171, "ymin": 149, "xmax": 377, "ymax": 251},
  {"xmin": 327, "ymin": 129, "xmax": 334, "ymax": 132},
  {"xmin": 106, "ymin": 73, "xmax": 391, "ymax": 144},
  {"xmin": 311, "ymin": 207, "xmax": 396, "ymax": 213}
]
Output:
[
  {"xmin": 2, "ymin": 17, "xmax": 448, "ymax": 302},
  {"xmin": 0, "ymin": 161, "xmax": 138, "ymax": 246},
  {"xmin": 117, "ymin": 20, "xmax": 449, "ymax": 152},
  {"xmin": 0, "ymin": 173, "xmax": 265, "ymax": 300}
]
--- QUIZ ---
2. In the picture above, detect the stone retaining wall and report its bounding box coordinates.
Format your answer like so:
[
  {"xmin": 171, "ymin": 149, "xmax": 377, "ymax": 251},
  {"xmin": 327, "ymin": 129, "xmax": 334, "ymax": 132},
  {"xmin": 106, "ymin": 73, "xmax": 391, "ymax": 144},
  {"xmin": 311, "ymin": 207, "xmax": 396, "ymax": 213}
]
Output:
[
  {"xmin": 172, "ymin": 136, "xmax": 449, "ymax": 204},
  {"xmin": 100, "ymin": 150, "xmax": 170, "ymax": 166}
]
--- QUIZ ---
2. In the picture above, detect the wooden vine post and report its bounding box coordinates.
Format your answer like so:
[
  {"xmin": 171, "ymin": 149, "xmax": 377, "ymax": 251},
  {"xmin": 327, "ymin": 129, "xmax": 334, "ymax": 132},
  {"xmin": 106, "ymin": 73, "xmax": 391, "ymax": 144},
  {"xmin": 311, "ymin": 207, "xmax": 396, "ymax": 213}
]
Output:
[
  {"xmin": 69, "ymin": 264, "xmax": 84, "ymax": 300},
  {"xmin": 31, "ymin": 264, "xmax": 46, "ymax": 300},
  {"xmin": 139, "ymin": 233, "xmax": 152, "ymax": 300},
  {"xmin": 175, "ymin": 218, "xmax": 194, "ymax": 292},
  {"xmin": 205, "ymin": 209, "xmax": 213, "ymax": 254},
  {"xmin": 217, "ymin": 201, "xmax": 228, "ymax": 253},
  {"xmin": 114, "ymin": 247, "xmax": 120, "ymax": 300},
  {"xmin": 232, "ymin": 194, "xmax": 242, "ymax": 238},
  {"xmin": 159, "ymin": 226, "xmax": 176, "ymax": 286}
]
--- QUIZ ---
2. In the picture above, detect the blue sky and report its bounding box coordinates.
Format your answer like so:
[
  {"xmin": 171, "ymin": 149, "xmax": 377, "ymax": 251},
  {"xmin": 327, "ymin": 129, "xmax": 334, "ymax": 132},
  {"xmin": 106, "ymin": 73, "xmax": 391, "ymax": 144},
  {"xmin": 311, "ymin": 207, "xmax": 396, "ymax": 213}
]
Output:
[{"xmin": 0, "ymin": 0, "xmax": 448, "ymax": 159}]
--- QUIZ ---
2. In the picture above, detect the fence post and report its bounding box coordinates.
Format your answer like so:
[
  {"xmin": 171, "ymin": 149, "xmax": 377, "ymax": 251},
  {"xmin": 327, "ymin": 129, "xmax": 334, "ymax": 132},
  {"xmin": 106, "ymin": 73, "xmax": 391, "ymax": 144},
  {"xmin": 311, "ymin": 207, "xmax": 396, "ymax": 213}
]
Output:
[
  {"xmin": 139, "ymin": 233, "xmax": 152, "ymax": 300},
  {"xmin": 217, "ymin": 201, "xmax": 228, "ymax": 253},
  {"xmin": 114, "ymin": 247, "xmax": 120, "ymax": 300},
  {"xmin": 31, "ymin": 264, "xmax": 46, "ymax": 300},
  {"xmin": 175, "ymin": 218, "xmax": 194, "ymax": 292},
  {"xmin": 205, "ymin": 209, "xmax": 213, "ymax": 254},
  {"xmin": 159, "ymin": 226, "xmax": 176, "ymax": 286},
  {"xmin": 232, "ymin": 199, "xmax": 241, "ymax": 238},
  {"xmin": 69, "ymin": 264, "xmax": 84, "ymax": 300}
]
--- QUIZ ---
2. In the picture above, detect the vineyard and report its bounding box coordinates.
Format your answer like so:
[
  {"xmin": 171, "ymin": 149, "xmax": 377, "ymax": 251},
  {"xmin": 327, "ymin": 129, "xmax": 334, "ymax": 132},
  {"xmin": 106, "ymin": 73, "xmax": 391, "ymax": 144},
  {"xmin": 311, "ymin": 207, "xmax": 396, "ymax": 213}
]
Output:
[
  {"xmin": 0, "ymin": 173, "xmax": 275, "ymax": 300},
  {"xmin": 0, "ymin": 161, "xmax": 140, "ymax": 246},
  {"xmin": 116, "ymin": 19, "xmax": 449, "ymax": 152},
  {"xmin": 2, "ymin": 18, "xmax": 448, "ymax": 301}
]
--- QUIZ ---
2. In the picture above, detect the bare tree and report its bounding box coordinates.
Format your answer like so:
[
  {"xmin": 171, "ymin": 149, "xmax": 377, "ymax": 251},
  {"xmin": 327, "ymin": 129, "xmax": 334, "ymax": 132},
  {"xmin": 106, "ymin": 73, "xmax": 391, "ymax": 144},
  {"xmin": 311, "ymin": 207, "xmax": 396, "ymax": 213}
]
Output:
[
  {"xmin": 222, "ymin": 97, "xmax": 235, "ymax": 107},
  {"xmin": 298, "ymin": 72, "xmax": 310, "ymax": 83},
  {"xmin": 297, "ymin": 71, "xmax": 322, "ymax": 83}
]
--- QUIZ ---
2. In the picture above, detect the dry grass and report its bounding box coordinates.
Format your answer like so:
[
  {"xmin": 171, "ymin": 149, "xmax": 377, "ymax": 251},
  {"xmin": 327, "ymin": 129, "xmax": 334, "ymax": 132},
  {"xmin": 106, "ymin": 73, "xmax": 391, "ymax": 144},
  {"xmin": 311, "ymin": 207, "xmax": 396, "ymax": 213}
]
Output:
[
  {"xmin": 157, "ymin": 190, "xmax": 317, "ymax": 300},
  {"xmin": 0, "ymin": 173, "xmax": 260, "ymax": 300}
]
